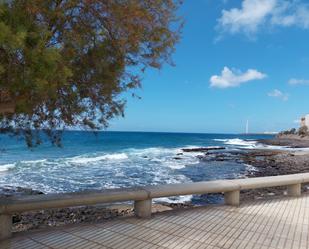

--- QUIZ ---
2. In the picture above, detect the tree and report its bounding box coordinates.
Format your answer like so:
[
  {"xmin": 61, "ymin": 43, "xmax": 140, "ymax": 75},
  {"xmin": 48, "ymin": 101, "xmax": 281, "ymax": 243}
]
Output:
[
  {"xmin": 280, "ymin": 128, "xmax": 297, "ymax": 136},
  {"xmin": 0, "ymin": 0, "xmax": 182, "ymax": 146},
  {"xmin": 289, "ymin": 128, "xmax": 296, "ymax": 134},
  {"xmin": 298, "ymin": 126, "xmax": 309, "ymax": 137}
]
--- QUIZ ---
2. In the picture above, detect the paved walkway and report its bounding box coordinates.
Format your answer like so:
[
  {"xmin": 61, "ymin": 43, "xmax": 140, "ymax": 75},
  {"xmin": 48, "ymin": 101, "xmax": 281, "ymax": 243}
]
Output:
[{"xmin": 1, "ymin": 195, "xmax": 309, "ymax": 249}]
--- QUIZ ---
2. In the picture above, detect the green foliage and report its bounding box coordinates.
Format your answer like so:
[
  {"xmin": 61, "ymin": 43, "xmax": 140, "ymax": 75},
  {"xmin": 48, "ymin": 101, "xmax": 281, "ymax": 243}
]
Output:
[
  {"xmin": 279, "ymin": 128, "xmax": 297, "ymax": 136},
  {"xmin": 0, "ymin": 0, "xmax": 182, "ymax": 146},
  {"xmin": 289, "ymin": 128, "xmax": 296, "ymax": 134}
]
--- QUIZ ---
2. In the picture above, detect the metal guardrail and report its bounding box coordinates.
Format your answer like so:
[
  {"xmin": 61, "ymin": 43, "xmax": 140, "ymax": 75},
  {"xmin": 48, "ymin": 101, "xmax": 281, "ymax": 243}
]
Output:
[{"xmin": 1, "ymin": 173, "xmax": 309, "ymax": 240}]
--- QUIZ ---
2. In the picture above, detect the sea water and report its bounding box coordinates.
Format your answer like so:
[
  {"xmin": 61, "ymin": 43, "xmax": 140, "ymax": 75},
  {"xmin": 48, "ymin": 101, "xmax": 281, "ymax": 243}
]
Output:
[{"xmin": 0, "ymin": 131, "xmax": 275, "ymax": 204}]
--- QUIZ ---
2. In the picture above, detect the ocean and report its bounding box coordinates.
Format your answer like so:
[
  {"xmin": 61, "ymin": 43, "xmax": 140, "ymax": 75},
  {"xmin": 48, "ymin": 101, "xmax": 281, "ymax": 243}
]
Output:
[{"xmin": 0, "ymin": 131, "xmax": 275, "ymax": 204}]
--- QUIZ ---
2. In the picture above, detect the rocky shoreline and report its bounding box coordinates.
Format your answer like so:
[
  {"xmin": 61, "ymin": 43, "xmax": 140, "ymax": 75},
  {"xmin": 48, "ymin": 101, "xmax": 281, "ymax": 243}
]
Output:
[
  {"xmin": 239, "ymin": 149, "xmax": 309, "ymax": 200},
  {"xmin": 11, "ymin": 203, "xmax": 192, "ymax": 233},
  {"xmin": 4, "ymin": 137, "xmax": 309, "ymax": 233},
  {"xmin": 0, "ymin": 186, "xmax": 193, "ymax": 233},
  {"xmin": 260, "ymin": 137, "xmax": 309, "ymax": 148},
  {"xmin": 190, "ymin": 137, "xmax": 309, "ymax": 201}
]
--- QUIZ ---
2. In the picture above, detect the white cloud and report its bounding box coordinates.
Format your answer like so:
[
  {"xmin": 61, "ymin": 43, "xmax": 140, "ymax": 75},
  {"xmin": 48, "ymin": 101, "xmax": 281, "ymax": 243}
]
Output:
[
  {"xmin": 289, "ymin": 78, "xmax": 309, "ymax": 85},
  {"xmin": 218, "ymin": 0, "xmax": 276, "ymax": 35},
  {"xmin": 210, "ymin": 67, "xmax": 267, "ymax": 89},
  {"xmin": 271, "ymin": 2, "xmax": 309, "ymax": 28},
  {"xmin": 217, "ymin": 0, "xmax": 309, "ymax": 36},
  {"xmin": 268, "ymin": 89, "xmax": 289, "ymax": 101}
]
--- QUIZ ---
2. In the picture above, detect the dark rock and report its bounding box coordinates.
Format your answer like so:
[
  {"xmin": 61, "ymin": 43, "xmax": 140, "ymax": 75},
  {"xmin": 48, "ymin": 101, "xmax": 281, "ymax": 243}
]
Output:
[
  {"xmin": 182, "ymin": 146, "xmax": 225, "ymax": 152},
  {"xmin": 12, "ymin": 215, "xmax": 22, "ymax": 223},
  {"xmin": 0, "ymin": 186, "xmax": 45, "ymax": 198},
  {"xmin": 7, "ymin": 145, "xmax": 309, "ymax": 234},
  {"xmin": 259, "ymin": 138, "xmax": 309, "ymax": 148}
]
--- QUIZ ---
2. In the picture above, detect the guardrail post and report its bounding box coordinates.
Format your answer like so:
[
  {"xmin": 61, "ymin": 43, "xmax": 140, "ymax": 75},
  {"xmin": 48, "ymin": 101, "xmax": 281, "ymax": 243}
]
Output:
[
  {"xmin": 134, "ymin": 199, "xmax": 152, "ymax": 218},
  {"xmin": 287, "ymin": 183, "xmax": 301, "ymax": 197},
  {"xmin": 224, "ymin": 190, "xmax": 240, "ymax": 206},
  {"xmin": 0, "ymin": 214, "xmax": 12, "ymax": 240}
]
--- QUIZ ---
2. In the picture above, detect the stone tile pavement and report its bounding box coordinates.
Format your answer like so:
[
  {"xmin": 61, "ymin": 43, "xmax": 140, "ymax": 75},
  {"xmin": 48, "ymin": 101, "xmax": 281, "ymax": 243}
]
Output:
[{"xmin": 1, "ymin": 195, "xmax": 309, "ymax": 249}]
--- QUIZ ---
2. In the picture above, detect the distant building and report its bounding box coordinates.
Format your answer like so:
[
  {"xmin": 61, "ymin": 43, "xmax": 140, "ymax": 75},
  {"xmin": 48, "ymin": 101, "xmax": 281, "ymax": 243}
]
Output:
[{"xmin": 301, "ymin": 114, "xmax": 309, "ymax": 127}]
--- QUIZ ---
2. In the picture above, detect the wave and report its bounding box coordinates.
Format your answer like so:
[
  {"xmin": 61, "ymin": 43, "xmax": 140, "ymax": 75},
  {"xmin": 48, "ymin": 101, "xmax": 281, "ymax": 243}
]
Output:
[
  {"xmin": 126, "ymin": 147, "xmax": 180, "ymax": 156},
  {"xmin": 214, "ymin": 138, "xmax": 280, "ymax": 150},
  {"xmin": 214, "ymin": 138, "xmax": 309, "ymax": 151},
  {"xmin": 215, "ymin": 138, "xmax": 257, "ymax": 147},
  {"xmin": 20, "ymin": 159, "xmax": 47, "ymax": 164},
  {"xmin": 68, "ymin": 153, "xmax": 128, "ymax": 164},
  {"xmin": 0, "ymin": 143, "xmax": 255, "ymax": 204},
  {"xmin": 213, "ymin": 139, "xmax": 227, "ymax": 142},
  {"xmin": 67, "ymin": 146, "xmax": 200, "ymax": 171},
  {"xmin": 125, "ymin": 147, "xmax": 200, "ymax": 170},
  {"xmin": 0, "ymin": 163, "xmax": 15, "ymax": 172}
]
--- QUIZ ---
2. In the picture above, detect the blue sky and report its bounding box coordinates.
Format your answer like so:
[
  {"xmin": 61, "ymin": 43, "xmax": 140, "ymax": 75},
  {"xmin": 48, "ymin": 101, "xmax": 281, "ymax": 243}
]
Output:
[{"xmin": 109, "ymin": 0, "xmax": 309, "ymax": 134}]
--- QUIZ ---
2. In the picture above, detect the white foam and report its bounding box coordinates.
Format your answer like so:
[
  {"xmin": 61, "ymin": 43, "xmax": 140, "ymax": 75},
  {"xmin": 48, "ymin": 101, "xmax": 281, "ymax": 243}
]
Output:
[
  {"xmin": 221, "ymin": 138, "xmax": 257, "ymax": 147},
  {"xmin": 0, "ymin": 144, "xmax": 232, "ymax": 203},
  {"xmin": 102, "ymin": 153, "xmax": 128, "ymax": 160},
  {"xmin": 20, "ymin": 159, "xmax": 47, "ymax": 164},
  {"xmin": 126, "ymin": 147, "xmax": 199, "ymax": 170},
  {"xmin": 155, "ymin": 195, "xmax": 192, "ymax": 204},
  {"xmin": 0, "ymin": 163, "xmax": 15, "ymax": 172},
  {"xmin": 215, "ymin": 138, "xmax": 269, "ymax": 149},
  {"xmin": 213, "ymin": 139, "xmax": 228, "ymax": 142},
  {"xmin": 127, "ymin": 147, "xmax": 179, "ymax": 156},
  {"xmin": 163, "ymin": 161, "xmax": 186, "ymax": 170},
  {"xmin": 214, "ymin": 138, "xmax": 309, "ymax": 151},
  {"xmin": 68, "ymin": 153, "xmax": 128, "ymax": 164},
  {"xmin": 149, "ymin": 157, "xmax": 188, "ymax": 170},
  {"xmin": 245, "ymin": 164, "xmax": 258, "ymax": 172}
]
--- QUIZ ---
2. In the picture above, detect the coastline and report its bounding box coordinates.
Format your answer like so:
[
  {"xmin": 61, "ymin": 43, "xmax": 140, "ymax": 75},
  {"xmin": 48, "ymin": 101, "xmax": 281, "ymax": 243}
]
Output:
[
  {"xmin": 259, "ymin": 137, "xmax": 309, "ymax": 148},
  {"xmin": 241, "ymin": 149, "xmax": 309, "ymax": 200},
  {"xmin": 1, "ymin": 186, "xmax": 193, "ymax": 233},
  {"xmin": 239, "ymin": 137, "xmax": 309, "ymax": 200},
  {"xmin": 4, "ymin": 136, "xmax": 309, "ymax": 233}
]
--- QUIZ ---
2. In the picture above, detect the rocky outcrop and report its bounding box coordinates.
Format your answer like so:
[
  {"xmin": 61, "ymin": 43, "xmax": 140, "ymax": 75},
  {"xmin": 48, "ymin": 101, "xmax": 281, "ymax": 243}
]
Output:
[
  {"xmin": 260, "ymin": 137, "xmax": 309, "ymax": 148},
  {"xmin": 1, "ymin": 186, "xmax": 191, "ymax": 233},
  {"xmin": 0, "ymin": 186, "xmax": 44, "ymax": 198},
  {"xmin": 182, "ymin": 146, "xmax": 225, "ymax": 152}
]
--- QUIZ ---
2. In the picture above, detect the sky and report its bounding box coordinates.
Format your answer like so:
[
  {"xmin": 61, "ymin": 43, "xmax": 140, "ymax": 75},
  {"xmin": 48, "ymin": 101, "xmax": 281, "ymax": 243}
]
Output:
[{"xmin": 109, "ymin": 0, "xmax": 309, "ymax": 134}]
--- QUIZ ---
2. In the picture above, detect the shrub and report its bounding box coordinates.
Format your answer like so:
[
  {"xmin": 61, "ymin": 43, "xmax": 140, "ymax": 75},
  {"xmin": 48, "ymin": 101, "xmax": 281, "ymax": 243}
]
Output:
[{"xmin": 298, "ymin": 126, "xmax": 309, "ymax": 137}]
